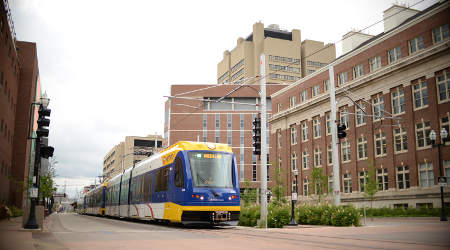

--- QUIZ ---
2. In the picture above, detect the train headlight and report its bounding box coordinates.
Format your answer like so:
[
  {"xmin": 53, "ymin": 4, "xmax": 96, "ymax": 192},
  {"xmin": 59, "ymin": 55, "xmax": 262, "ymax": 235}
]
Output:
[
  {"xmin": 200, "ymin": 196, "xmax": 204, "ymax": 200},
  {"xmin": 228, "ymin": 196, "xmax": 232, "ymax": 201}
]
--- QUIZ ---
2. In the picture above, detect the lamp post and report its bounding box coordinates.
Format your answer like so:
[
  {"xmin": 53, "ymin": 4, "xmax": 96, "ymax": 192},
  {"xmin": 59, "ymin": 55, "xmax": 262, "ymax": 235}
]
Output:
[
  {"xmin": 429, "ymin": 128, "xmax": 448, "ymax": 222},
  {"xmin": 24, "ymin": 93, "xmax": 50, "ymax": 229},
  {"xmin": 288, "ymin": 169, "xmax": 299, "ymax": 226}
]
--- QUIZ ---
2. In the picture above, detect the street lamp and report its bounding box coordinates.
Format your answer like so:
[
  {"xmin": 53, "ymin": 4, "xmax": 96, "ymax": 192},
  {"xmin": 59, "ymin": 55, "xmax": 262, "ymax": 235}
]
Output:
[
  {"xmin": 25, "ymin": 92, "xmax": 51, "ymax": 229},
  {"xmin": 288, "ymin": 169, "xmax": 299, "ymax": 226},
  {"xmin": 429, "ymin": 128, "xmax": 448, "ymax": 222}
]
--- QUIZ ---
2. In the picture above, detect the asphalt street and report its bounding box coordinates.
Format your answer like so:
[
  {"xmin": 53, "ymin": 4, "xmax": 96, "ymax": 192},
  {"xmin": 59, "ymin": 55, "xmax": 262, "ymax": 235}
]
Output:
[{"xmin": 28, "ymin": 213, "xmax": 450, "ymax": 250}]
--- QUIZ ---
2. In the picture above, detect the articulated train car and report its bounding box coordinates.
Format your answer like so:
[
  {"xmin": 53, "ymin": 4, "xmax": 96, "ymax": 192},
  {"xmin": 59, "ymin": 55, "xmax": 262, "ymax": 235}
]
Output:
[
  {"xmin": 84, "ymin": 141, "xmax": 240, "ymax": 225},
  {"xmin": 85, "ymin": 182, "xmax": 107, "ymax": 216}
]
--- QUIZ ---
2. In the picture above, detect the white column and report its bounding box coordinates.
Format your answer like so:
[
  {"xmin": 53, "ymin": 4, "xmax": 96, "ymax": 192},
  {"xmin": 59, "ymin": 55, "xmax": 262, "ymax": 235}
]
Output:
[{"xmin": 260, "ymin": 54, "xmax": 268, "ymax": 228}]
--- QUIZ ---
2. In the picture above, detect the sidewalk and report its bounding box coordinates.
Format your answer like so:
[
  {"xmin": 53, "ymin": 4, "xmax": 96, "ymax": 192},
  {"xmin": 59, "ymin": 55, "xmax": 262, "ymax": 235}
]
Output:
[{"xmin": 0, "ymin": 216, "xmax": 40, "ymax": 250}]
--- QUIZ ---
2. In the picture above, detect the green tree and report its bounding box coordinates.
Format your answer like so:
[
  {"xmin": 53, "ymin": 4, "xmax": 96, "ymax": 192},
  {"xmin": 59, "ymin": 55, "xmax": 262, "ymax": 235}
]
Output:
[
  {"xmin": 311, "ymin": 166, "xmax": 327, "ymax": 203},
  {"xmin": 364, "ymin": 160, "xmax": 378, "ymax": 208},
  {"xmin": 241, "ymin": 180, "xmax": 257, "ymax": 206},
  {"xmin": 271, "ymin": 161, "xmax": 287, "ymax": 206}
]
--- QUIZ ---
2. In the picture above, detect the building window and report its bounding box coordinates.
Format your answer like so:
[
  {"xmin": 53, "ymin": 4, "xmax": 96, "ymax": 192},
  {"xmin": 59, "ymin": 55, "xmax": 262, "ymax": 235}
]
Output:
[
  {"xmin": 353, "ymin": 64, "xmax": 364, "ymax": 79},
  {"xmin": 388, "ymin": 47, "xmax": 402, "ymax": 63},
  {"xmin": 357, "ymin": 136, "xmax": 368, "ymax": 160},
  {"xmin": 391, "ymin": 88, "xmax": 405, "ymax": 115},
  {"xmin": 416, "ymin": 120, "xmax": 431, "ymax": 149},
  {"xmin": 303, "ymin": 179, "xmax": 309, "ymax": 196},
  {"xmin": 369, "ymin": 56, "xmax": 381, "ymax": 72},
  {"xmin": 374, "ymin": 131, "xmax": 387, "ymax": 157},
  {"xmin": 340, "ymin": 108, "xmax": 350, "ymax": 129},
  {"xmin": 325, "ymin": 176, "xmax": 332, "ymax": 194},
  {"xmin": 409, "ymin": 36, "xmax": 424, "ymax": 54},
  {"xmin": 436, "ymin": 70, "xmax": 450, "ymax": 103},
  {"xmin": 313, "ymin": 117, "xmax": 321, "ymax": 138},
  {"xmin": 441, "ymin": 115, "xmax": 450, "ymax": 146},
  {"xmin": 444, "ymin": 160, "xmax": 450, "ymax": 185},
  {"xmin": 377, "ymin": 168, "xmax": 388, "ymax": 191},
  {"xmin": 343, "ymin": 173, "xmax": 352, "ymax": 193},
  {"xmin": 301, "ymin": 90, "xmax": 308, "ymax": 102},
  {"xmin": 227, "ymin": 114, "xmax": 232, "ymax": 146},
  {"xmin": 277, "ymin": 131, "xmax": 282, "ymax": 148},
  {"xmin": 327, "ymin": 145, "xmax": 332, "ymax": 165},
  {"xmin": 291, "ymin": 153, "xmax": 298, "ymax": 171},
  {"xmin": 372, "ymin": 94, "xmax": 385, "ymax": 121},
  {"xmin": 290, "ymin": 96, "xmax": 297, "ymax": 107},
  {"xmin": 203, "ymin": 114, "xmax": 207, "ymax": 142},
  {"xmin": 338, "ymin": 71, "xmax": 348, "ymax": 85},
  {"xmin": 215, "ymin": 114, "xmax": 220, "ymax": 143},
  {"xmin": 301, "ymin": 122, "xmax": 309, "ymax": 141},
  {"xmin": 419, "ymin": 162, "xmax": 434, "ymax": 187},
  {"xmin": 326, "ymin": 113, "xmax": 331, "ymax": 135},
  {"xmin": 355, "ymin": 103, "xmax": 366, "ymax": 126},
  {"xmin": 312, "ymin": 85, "xmax": 320, "ymax": 97},
  {"xmin": 277, "ymin": 103, "xmax": 282, "ymax": 112},
  {"xmin": 397, "ymin": 166, "xmax": 410, "ymax": 190},
  {"xmin": 412, "ymin": 81, "xmax": 428, "ymax": 109},
  {"xmin": 291, "ymin": 126, "xmax": 298, "ymax": 145},
  {"xmin": 302, "ymin": 150, "xmax": 309, "ymax": 170},
  {"xmin": 432, "ymin": 24, "xmax": 449, "ymax": 44},
  {"xmin": 314, "ymin": 148, "xmax": 322, "ymax": 167},
  {"xmin": 394, "ymin": 127, "xmax": 408, "ymax": 153},
  {"xmin": 359, "ymin": 171, "xmax": 368, "ymax": 192},
  {"xmin": 341, "ymin": 140, "xmax": 351, "ymax": 163},
  {"xmin": 324, "ymin": 79, "xmax": 330, "ymax": 92}
]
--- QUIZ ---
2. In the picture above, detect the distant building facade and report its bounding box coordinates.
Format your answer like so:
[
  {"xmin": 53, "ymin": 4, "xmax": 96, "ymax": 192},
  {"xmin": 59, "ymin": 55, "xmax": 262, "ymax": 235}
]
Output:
[
  {"xmin": 269, "ymin": 2, "xmax": 450, "ymax": 208},
  {"xmin": 103, "ymin": 135, "xmax": 163, "ymax": 180},
  {"xmin": 217, "ymin": 22, "xmax": 335, "ymax": 85}
]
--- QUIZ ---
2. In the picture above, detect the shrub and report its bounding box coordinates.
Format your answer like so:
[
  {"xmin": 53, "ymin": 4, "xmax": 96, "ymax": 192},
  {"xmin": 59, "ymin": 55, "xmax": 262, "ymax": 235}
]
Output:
[
  {"xmin": 361, "ymin": 207, "xmax": 450, "ymax": 217},
  {"xmin": 296, "ymin": 204, "xmax": 360, "ymax": 227},
  {"xmin": 239, "ymin": 205, "xmax": 260, "ymax": 227},
  {"xmin": 267, "ymin": 204, "xmax": 291, "ymax": 228}
]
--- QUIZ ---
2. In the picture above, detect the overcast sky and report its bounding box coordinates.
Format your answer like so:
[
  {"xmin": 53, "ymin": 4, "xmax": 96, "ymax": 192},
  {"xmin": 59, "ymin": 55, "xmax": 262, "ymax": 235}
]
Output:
[{"xmin": 11, "ymin": 0, "xmax": 437, "ymax": 197}]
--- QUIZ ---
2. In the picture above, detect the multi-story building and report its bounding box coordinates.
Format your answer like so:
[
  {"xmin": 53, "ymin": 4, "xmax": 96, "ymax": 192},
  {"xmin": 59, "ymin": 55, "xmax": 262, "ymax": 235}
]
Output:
[
  {"xmin": 269, "ymin": 2, "xmax": 450, "ymax": 208},
  {"xmin": 103, "ymin": 135, "xmax": 163, "ymax": 180},
  {"xmin": 164, "ymin": 84, "xmax": 285, "ymax": 190},
  {"xmin": 1, "ymin": 1, "xmax": 43, "ymax": 208},
  {"xmin": 217, "ymin": 22, "xmax": 335, "ymax": 85}
]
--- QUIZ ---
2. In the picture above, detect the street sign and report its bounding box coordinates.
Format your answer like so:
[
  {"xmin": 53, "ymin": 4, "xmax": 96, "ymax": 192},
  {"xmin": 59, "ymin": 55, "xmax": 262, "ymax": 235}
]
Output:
[
  {"xmin": 292, "ymin": 193, "xmax": 298, "ymax": 201},
  {"xmin": 30, "ymin": 188, "xmax": 38, "ymax": 198},
  {"xmin": 438, "ymin": 176, "xmax": 448, "ymax": 187}
]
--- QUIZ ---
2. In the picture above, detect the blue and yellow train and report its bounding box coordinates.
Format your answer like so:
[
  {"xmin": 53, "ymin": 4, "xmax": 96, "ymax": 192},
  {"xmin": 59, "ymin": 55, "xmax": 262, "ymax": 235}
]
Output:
[{"xmin": 81, "ymin": 141, "xmax": 240, "ymax": 225}]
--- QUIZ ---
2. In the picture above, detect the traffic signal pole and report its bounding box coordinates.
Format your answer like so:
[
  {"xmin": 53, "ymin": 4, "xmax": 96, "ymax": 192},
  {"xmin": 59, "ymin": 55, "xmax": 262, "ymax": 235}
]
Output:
[
  {"xmin": 260, "ymin": 54, "xmax": 268, "ymax": 228},
  {"xmin": 328, "ymin": 66, "xmax": 341, "ymax": 206}
]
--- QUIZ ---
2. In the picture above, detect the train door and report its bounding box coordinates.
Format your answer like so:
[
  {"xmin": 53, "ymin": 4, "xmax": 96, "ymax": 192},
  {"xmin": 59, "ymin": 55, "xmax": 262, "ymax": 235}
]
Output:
[{"xmin": 172, "ymin": 156, "xmax": 186, "ymax": 204}]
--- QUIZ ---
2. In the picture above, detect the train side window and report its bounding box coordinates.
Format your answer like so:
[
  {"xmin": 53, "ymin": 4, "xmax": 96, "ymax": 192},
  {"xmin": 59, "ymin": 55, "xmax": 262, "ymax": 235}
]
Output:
[
  {"xmin": 144, "ymin": 173, "xmax": 152, "ymax": 202},
  {"xmin": 155, "ymin": 167, "xmax": 169, "ymax": 192},
  {"xmin": 174, "ymin": 157, "xmax": 184, "ymax": 188}
]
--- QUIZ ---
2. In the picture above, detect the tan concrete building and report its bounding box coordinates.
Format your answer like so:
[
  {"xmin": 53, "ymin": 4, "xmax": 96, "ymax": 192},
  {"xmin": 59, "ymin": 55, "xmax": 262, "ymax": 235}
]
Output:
[
  {"xmin": 269, "ymin": 2, "xmax": 450, "ymax": 208},
  {"xmin": 103, "ymin": 134, "xmax": 163, "ymax": 180},
  {"xmin": 217, "ymin": 23, "xmax": 335, "ymax": 85}
]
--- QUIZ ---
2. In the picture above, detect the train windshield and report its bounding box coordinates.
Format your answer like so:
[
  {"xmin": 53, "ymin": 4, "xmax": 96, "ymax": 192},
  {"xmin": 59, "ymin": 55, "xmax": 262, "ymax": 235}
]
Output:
[{"xmin": 188, "ymin": 152, "xmax": 233, "ymax": 188}]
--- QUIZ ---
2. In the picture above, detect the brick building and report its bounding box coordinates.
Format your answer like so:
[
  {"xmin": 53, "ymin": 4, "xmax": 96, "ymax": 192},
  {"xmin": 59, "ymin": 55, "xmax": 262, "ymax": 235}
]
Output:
[
  {"xmin": 165, "ymin": 84, "xmax": 285, "ymax": 190},
  {"xmin": 269, "ymin": 2, "xmax": 450, "ymax": 208},
  {"xmin": 1, "ymin": 1, "xmax": 43, "ymax": 207}
]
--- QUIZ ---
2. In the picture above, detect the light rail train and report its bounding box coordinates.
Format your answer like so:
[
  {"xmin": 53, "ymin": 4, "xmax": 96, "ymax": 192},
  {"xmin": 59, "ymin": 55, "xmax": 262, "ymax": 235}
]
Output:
[{"xmin": 80, "ymin": 141, "xmax": 240, "ymax": 225}]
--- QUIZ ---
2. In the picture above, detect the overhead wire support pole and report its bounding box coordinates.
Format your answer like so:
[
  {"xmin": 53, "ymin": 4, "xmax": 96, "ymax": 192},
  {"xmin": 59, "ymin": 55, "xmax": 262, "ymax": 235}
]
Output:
[
  {"xmin": 260, "ymin": 54, "xmax": 268, "ymax": 228},
  {"xmin": 328, "ymin": 66, "xmax": 341, "ymax": 206}
]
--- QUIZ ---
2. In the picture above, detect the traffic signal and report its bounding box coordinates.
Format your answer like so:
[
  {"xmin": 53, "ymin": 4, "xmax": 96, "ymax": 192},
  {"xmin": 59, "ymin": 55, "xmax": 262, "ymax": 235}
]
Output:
[
  {"xmin": 252, "ymin": 117, "xmax": 261, "ymax": 155},
  {"xmin": 40, "ymin": 144, "xmax": 54, "ymax": 159},
  {"xmin": 37, "ymin": 106, "xmax": 51, "ymax": 138},
  {"xmin": 337, "ymin": 123, "xmax": 347, "ymax": 139}
]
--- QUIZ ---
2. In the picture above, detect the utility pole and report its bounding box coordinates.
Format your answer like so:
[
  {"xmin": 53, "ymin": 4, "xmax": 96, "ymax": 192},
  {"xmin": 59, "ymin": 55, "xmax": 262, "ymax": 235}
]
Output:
[
  {"xmin": 260, "ymin": 54, "xmax": 268, "ymax": 228},
  {"xmin": 328, "ymin": 66, "xmax": 341, "ymax": 206}
]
